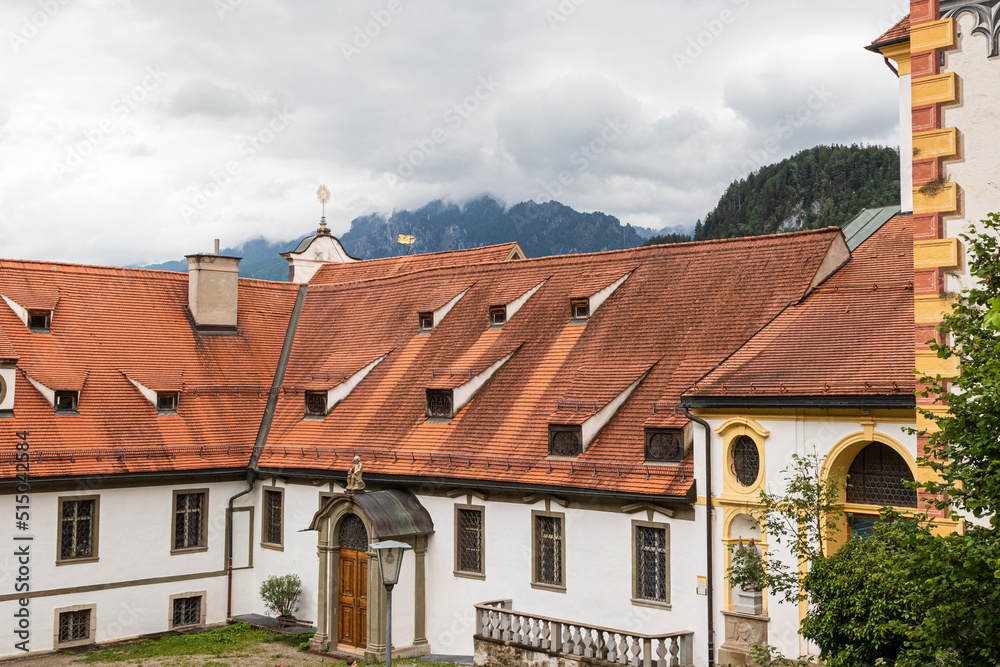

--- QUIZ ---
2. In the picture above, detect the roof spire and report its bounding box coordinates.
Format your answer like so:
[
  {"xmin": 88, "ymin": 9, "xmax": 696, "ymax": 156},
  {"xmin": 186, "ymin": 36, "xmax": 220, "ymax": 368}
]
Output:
[{"xmin": 316, "ymin": 184, "xmax": 332, "ymax": 236}]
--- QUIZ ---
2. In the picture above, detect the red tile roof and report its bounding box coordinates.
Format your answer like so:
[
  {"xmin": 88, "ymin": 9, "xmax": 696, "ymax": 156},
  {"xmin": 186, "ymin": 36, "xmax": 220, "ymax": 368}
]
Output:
[
  {"xmin": 870, "ymin": 15, "xmax": 910, "ymax": 49},
  {"xmin": 263, "ymin": 228, "xmax": 845, "ymax": 497},
  {"xmin": 309, "ymin": 242, "xmax": 524, "ymax": 286},
  {"xmin": 0, "ymin": 326, "xmax": 16, "ymax": 360},
  {"xmin": 0, "ymin": 260, "xmax": 298, "ymax": 478},
  {"xmin": 685, "ymin": 215, "xmax": 914, "ymax": 402}
]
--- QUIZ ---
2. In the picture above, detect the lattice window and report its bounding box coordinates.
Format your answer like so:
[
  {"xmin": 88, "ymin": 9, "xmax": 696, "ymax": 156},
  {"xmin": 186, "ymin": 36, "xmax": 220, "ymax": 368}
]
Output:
[
  {"xmin": 534, "ymin": 515, "xmax": 563, "ymax": 586},
  {"xmin": 846, "ymin": 443, "xmax": 917, "ymax": 508},
  {"xmin": 304, "ymin": 391, "xmax": 327, "ymax": 416},
  {"xmin": 636, "ymin": 526, "xmax": 667, "ymax": 602},
  {"xmin": 172, "ymin": 596, "xmax": 202, "ymax": 627},
  {"xmin": 426, "ymin": 389, "xmax": 454, "ymax": 418},
  {"xmin": 174, "ymin": 492, "xmax": 205, "ymax": 550},
  {"xmin": 60, "ymin": 498, "xmax": 95, "ymax": 560},
  {"xmin": 263, "ymin": 490, "xmax": 282, "ymax": 545},
  {"xmin": 549, "ymin": 426, "xmax": 582, "ymax": 457},
  {"xmin": 339, "ymin": 513, "xmax": 369, "ymax": 551},
  {"xmin": 58, "ymin": 609, "xmax": 90, "ymax": 644},
  {"xmin": 645, "ymin": 429, "xmax": 683, "ymax": 462},
  {"xmin": 731, "ymin": 436, "xmax": 760, "ymax": 487},
  {"xmin": 456, "ymin": 508, "xmax": 483, "ymax": 574}
]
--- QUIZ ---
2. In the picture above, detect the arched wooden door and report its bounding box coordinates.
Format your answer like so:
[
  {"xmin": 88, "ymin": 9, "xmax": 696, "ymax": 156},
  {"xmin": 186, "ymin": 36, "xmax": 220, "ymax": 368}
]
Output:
[{"xmin": 337, "ymin": 514, "xmax": 369, "ymax": 648}]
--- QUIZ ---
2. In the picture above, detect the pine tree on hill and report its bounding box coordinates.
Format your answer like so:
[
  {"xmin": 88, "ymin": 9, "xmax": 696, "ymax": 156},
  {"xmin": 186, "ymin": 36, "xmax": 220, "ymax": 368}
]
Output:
[{"xmin": 694, "ymin": 144, "xmax": 900, "ymax": 241}]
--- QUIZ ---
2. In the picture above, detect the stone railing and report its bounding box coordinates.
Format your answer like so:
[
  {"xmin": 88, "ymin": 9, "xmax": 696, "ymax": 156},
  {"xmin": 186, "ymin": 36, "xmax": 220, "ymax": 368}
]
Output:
[{"xmin": 474, "ymin": 599, "xmax": 694, "ymax": 667}]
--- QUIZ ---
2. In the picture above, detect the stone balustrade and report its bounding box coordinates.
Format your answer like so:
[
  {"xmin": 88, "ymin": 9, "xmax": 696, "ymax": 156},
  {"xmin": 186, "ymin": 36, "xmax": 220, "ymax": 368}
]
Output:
[{"xmin": 473, "ymin": 599, "xmax": 694, "ymax": 667}]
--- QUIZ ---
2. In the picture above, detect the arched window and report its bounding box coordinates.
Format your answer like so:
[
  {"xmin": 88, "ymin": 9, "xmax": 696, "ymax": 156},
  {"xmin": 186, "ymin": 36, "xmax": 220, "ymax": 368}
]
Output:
[
  {"xmin": 338, "ymin": 514, "xmax": 369, "ymax": 551},
  {"xmin": 846, "ymin": 442, "xmax": 917, "ymax": 508}
]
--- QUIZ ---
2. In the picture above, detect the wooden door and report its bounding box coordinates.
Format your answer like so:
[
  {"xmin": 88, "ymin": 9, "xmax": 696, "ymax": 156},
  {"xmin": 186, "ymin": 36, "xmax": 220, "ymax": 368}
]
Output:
[{"xmin": 338, "ymin": 548, "xmax": 367, "ymax": 647}]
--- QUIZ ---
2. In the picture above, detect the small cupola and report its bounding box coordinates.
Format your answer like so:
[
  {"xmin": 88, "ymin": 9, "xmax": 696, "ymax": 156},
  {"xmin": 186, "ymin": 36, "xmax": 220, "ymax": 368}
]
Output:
[
  {"xmin": 186, "ymin": 241, "xmax": 241, "ymax": 333},
  {"xmin": 281, "ymin": 185, "xmax": 358, "ymax": 283}
]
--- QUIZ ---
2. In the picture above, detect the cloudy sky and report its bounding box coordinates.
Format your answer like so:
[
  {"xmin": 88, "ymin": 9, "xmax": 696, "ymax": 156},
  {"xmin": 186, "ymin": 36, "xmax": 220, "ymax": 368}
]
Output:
[{"xmin": 0, "ymin": 0, "xmax": 908, "ymax": 266}]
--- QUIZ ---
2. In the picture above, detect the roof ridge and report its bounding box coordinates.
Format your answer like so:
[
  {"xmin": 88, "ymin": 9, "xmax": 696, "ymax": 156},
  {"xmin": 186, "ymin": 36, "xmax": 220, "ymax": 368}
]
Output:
[
  {"xmin": 0, "ymin": 258, "xmax": 189, "ymax": 278},
  {"xmin": 308, "ymin": 226, "xmax": 843, "ymax": 291},
  {"xmin": 324, "ymin": 241, "xmax": 520, "ymax": 266}
]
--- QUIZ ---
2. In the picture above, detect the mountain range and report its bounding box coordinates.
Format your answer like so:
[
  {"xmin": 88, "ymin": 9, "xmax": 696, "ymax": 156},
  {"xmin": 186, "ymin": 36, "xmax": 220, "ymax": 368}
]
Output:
[{"xmin": 142, "ymin": 143, "xmax": 901, "ymax": 280}]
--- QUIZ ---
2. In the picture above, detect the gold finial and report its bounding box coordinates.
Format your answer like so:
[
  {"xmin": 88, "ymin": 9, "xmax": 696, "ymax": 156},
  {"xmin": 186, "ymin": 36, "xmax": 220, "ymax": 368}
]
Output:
[{"xmin": 316, "ymin": 184, "xmax": 332, "ymax": 236}]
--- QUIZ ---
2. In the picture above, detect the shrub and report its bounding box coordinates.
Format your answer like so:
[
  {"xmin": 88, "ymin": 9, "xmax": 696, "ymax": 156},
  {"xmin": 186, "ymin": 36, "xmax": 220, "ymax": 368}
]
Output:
[{"xmin": 259, "ymin": 574, "xmax": 303, "ymax": 618}]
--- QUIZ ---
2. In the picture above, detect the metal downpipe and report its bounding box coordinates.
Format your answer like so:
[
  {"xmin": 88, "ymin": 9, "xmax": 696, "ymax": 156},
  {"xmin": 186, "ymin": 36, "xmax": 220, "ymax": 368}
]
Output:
[{"xmin": 684, "ymin": 407, "xmax": 715, "ymax": 667}]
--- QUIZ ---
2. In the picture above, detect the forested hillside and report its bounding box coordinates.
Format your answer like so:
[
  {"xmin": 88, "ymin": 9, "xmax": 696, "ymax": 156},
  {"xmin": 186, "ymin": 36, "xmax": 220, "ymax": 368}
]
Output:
[{"xmin": 692, "ymin": 144, "xmax": 900, "ymax": 241}]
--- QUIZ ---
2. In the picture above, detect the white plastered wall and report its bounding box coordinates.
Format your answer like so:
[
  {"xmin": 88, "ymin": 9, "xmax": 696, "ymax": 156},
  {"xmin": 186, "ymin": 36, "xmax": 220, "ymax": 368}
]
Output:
[{"xmin": 942, "ymin": 12, "xmax": 1000, "ymax": 293}]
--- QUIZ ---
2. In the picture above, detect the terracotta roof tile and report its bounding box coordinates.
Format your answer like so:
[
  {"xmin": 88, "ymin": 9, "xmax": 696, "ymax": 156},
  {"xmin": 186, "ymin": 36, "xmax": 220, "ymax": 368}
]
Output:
[
  {"xmin": 686, "ymin": 215, "xmax": 914, "ymax": 401},
  {"xmin": 309, "ymin": 242, "xmax": 524, "ymax": 286},
  {"xmin": 871, "ymin": 15, "xmax": 910, "ymax": 48},
  {"xmin": 264, "ymin": 228, "xmax": 845, "ymax": 497},
  {"xmin": 0, "ymin": 259, "xmax": 298, "ymax": 479}
]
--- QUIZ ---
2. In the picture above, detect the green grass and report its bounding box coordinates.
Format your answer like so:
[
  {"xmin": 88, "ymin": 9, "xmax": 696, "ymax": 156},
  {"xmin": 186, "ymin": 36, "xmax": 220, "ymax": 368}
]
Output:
[{"xmin": 76, "ymin": 623, "xmax": 280, "ymax": 663}]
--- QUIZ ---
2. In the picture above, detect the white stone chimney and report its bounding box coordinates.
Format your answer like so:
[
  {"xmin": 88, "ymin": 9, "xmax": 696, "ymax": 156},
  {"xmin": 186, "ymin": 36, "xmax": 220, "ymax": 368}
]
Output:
[{"xmin": 186, "ymin": 250, "xmax": 241, "ymax": 332}]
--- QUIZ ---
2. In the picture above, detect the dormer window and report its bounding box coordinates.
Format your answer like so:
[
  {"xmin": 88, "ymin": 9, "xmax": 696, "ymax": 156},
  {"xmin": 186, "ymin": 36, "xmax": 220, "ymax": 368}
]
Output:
[
  {"xmin": 55, "ymin": 391, "xmax": 78, "ymax": 413},
  {"xmin": 426, "ymin": 389, "xmax": 454, "ymax": 419},
  {"xmin": 548, "ymin": 425, "xmax": 583, "ymax": 457},
  {"xmin": 645, "ymin": 428, "xmax": 684, "ymax": 462},
  {"xmin": 418, "ymin": 312, "xmax": 434, "ymax": 331},
  {"xmin": 304, "ymin": 391, "xmax": 327, "ymax": 417},
  {"xmin": 157, "ymin": 392, "xmax": 179, "ymax": 413},
  {"xmin": 489, "ymin": 305, "xmax": 507, "ymax": 326},
  {"xmin": 28, "ymin": 309, "xmax": 51, "ymax": 332},
  {"xmin": 570, "ymin": 299, "xmax": 590, "ymax": 320}
]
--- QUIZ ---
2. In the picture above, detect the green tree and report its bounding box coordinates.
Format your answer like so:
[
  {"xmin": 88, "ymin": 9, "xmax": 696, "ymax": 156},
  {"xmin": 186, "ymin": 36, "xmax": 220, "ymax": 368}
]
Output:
[
  {"xmin": 917, "ymin": 212, "xmax": 1000, "ymax": 525},
  {"xmin": 893, "ymin": 212, "xmax": 1000, "ymax": 666},
  {"xmin": 729, "ymin": 453, "xmax": 843, "ymax": 605}
]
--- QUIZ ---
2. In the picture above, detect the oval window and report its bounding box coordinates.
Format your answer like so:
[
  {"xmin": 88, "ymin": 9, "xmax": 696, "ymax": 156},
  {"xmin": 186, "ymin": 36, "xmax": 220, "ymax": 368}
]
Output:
[{"xmin": 731, "ymin": 436, "xmax": 760, "ymax": 487}]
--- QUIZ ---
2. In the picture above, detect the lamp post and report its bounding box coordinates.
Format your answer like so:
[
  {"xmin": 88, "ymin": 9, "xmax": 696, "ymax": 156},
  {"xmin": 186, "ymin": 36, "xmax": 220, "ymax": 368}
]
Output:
[{"xmin": 371, "ymin": 540, "xmax": 412, "ymax": 667}]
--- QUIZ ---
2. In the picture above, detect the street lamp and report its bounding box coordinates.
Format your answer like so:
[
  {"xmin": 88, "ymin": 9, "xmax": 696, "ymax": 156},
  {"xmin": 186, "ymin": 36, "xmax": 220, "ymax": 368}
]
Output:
[{"xmin": 371, "ymin": 540, "xmax": 412, "ymax": 667}]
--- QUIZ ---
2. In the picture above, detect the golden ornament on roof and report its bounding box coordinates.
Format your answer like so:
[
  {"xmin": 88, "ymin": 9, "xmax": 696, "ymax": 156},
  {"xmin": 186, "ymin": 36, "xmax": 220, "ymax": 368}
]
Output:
[{"xmin": 316, "ymin": 185, "xmax": 331, "ymax": 205}]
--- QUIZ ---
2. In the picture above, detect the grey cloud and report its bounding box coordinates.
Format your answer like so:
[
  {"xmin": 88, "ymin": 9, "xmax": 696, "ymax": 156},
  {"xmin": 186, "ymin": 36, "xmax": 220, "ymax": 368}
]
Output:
[{"xmin": 164, "ymin": 78, "xmax": 268, "ymax": 119}]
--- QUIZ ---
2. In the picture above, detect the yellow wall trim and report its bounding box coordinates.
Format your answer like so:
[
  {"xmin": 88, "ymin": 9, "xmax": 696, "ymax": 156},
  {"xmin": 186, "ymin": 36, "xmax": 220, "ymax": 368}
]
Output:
[
  {"xmin": 713, "ymin": 417, "xmax": 770, "ymax": 439},
  {"xmin": 912, "ymin": 72, "xmax": 958, "ymax": 107},
  {"xmin": 913, "ymin": 181, "xmax": 959, "ymax": 214},
  {"xmin": 914, "ymin": 238, "xmax": 961, "ymax": 270},
  {"xmin": 914, "ymin": 294, "xmax": 954, "ymax": 323},
  {"xmin": 878, "ymin": 42, "xmax": 911, "ymax": 76},
  {"xmin": 917, "ymin": 406, "xmax": 949, "ymax": 433},
  {"xmin": 912, "ymin": 127, "xmax": 959, "ymax": 160},
  {"xmin": 915, "ymin": 349, "xmax": 959, "ymax": 377},
  {"xmin": 910, "ymin": 17, "xmax": 956, "ymax": 52}
]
